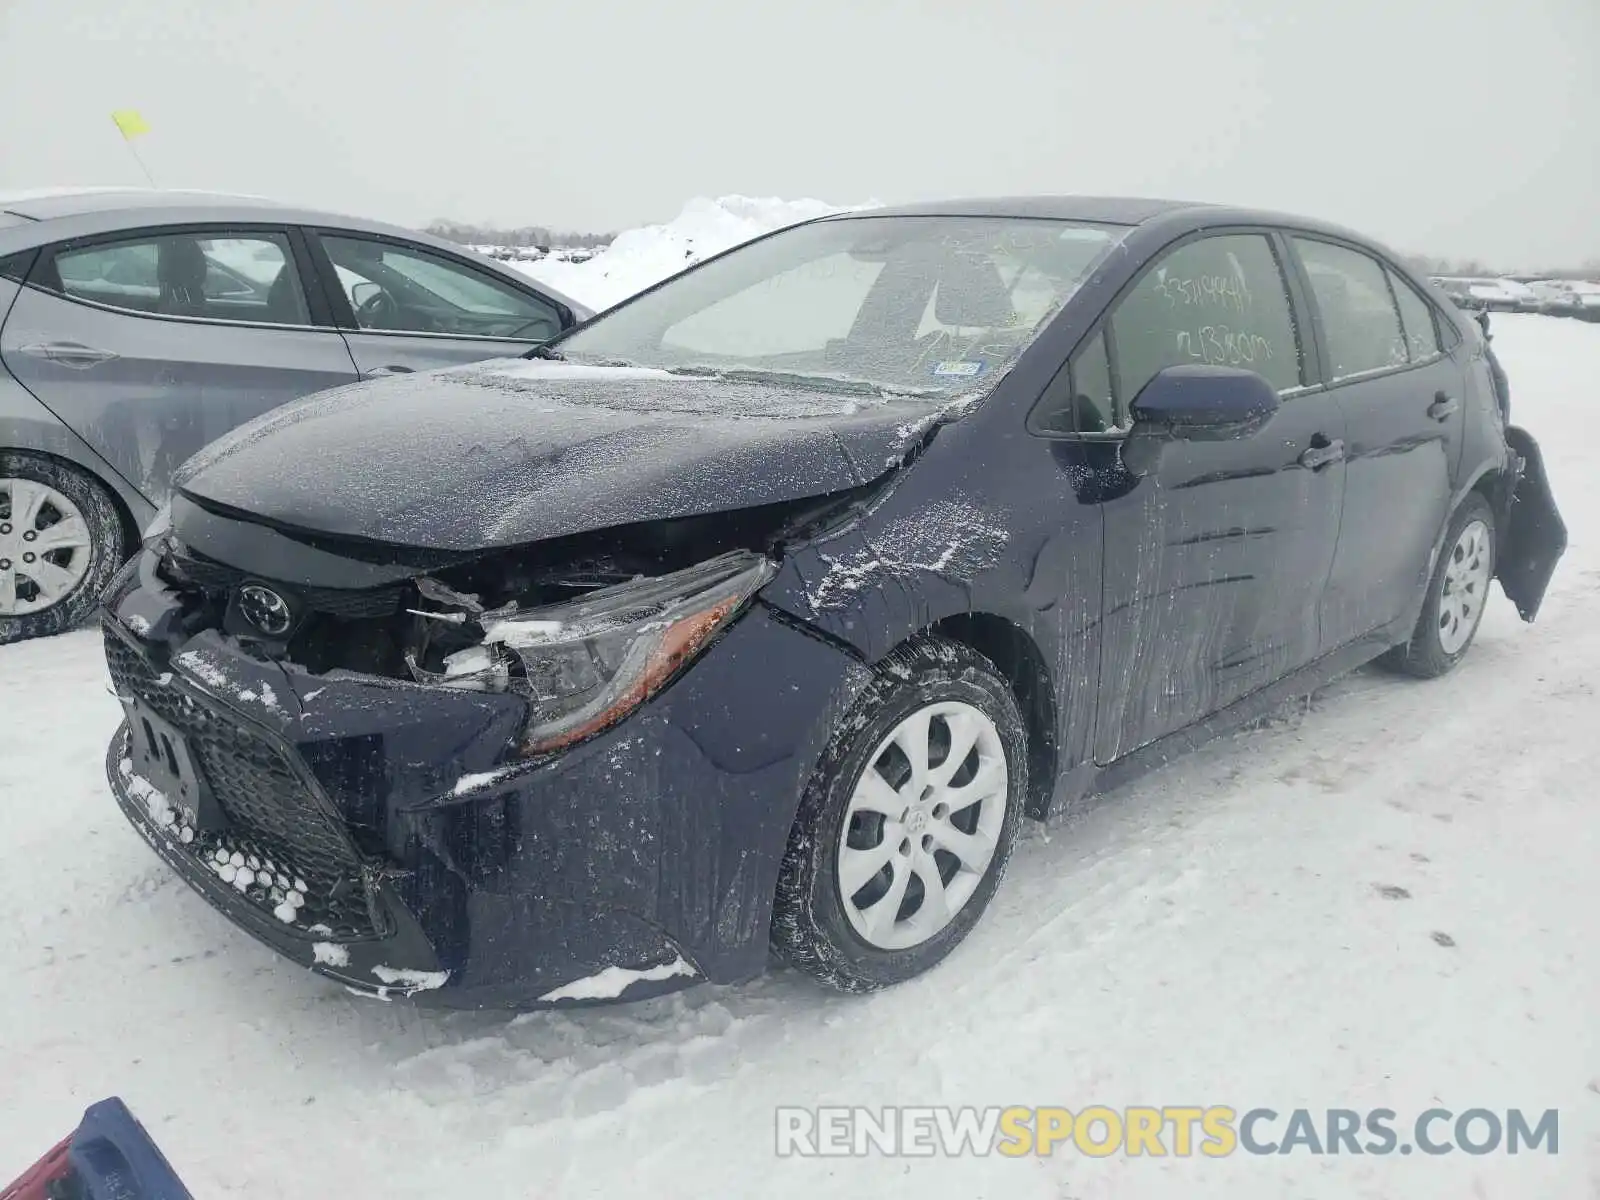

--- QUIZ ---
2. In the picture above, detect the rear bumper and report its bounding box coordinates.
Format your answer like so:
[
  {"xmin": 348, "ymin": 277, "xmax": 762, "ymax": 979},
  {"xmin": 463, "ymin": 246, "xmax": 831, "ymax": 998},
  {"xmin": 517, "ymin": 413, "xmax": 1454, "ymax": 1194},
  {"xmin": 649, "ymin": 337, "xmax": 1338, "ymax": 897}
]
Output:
[
  {"xmin": 101, "ymin": 551, "xmax": 865, "ymax": 1008},
  {"xmin": 1496, "ymin": 426, "xmax": 1567, "ymax": 621}
]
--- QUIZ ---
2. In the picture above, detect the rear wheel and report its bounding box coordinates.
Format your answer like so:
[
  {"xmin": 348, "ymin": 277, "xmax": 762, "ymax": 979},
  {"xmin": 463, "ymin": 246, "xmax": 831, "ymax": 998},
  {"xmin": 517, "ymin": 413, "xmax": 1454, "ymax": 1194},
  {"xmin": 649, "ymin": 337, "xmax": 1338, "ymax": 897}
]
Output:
[
  {"xmin": 1380, "ymin": 494, "xmax": 1495, "ymax": 678},
  {"xmin": 771, "ymin": 638, "xmax": 1026, "ymax": 992},
  {"xmin": 0, "ymin": 454, "xmax": 127, "ymax": 646}
]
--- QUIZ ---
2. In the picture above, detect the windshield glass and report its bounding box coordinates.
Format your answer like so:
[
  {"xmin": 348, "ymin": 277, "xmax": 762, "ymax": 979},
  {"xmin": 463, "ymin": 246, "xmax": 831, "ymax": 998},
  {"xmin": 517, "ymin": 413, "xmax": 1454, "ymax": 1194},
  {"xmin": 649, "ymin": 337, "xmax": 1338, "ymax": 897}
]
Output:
[{"xmin": 556, "ymin": 215, "xmax": 1126, "ymax": 397}]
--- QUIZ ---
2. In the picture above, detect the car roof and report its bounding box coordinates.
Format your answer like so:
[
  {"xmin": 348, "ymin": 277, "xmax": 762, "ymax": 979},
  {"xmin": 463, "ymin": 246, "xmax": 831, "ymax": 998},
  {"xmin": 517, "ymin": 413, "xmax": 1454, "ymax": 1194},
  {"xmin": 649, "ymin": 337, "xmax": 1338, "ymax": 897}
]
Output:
[
  {"xmin": 0, "ymin": 187, "xmax": 292, "ymax": 221},
  {"xmin": 822, "ymin": 194, "xmax": 1395, "ymax": 249},
  {"xmin": 0, "ymin": 187, "xmax": 591, "ymax": 316},
  {"xmin": 0, "ymin": 187, "xmax": 474, "ymax": 252},
  {"xmin": 837, "ymin": 195, "xmax": 1214, "ymax": 225}
]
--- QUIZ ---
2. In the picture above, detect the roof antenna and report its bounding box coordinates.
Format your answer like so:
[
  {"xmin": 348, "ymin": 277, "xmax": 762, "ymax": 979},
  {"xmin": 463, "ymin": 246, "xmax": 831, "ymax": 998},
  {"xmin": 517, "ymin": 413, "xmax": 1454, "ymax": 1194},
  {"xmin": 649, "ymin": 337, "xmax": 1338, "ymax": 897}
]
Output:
[{"xmin": 110, "ymin": 110, "xmax": 158, "ymax": 188}]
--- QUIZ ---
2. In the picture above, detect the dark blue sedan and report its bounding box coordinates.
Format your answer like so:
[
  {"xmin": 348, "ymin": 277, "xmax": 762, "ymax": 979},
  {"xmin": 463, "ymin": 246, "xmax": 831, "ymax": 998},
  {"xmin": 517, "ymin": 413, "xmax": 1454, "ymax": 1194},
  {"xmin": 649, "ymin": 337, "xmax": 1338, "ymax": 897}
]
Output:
[{"xmin": 100, "ymin": 197, "xmax": 1565, "ymax": 1005}]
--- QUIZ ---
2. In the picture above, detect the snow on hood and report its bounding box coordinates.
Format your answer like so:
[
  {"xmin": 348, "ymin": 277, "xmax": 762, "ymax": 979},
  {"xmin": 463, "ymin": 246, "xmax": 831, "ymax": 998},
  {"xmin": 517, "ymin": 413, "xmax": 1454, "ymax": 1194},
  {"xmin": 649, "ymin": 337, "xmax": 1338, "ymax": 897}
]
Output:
[
  {"xmin": 512, "ymin": 194, "xmax": 879, "ymax": 311},
  {"xmin": 172, "ymin": 358, "xmax": 958, "ymax": 552}
]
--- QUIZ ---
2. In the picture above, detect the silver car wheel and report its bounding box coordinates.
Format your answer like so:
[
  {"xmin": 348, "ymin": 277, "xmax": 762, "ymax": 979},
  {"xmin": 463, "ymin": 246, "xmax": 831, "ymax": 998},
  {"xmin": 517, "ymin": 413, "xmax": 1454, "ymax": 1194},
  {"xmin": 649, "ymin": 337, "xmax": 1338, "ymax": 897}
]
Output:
[
  {"xmin": 0, "ymin": 478, "xmax": 95, "ymax": 616},
  {"xmin": 837, "ymin": 700, "xmax": 1009, "ymax": 951},
  {"xmin": 1437, "ymin": 517, "xmax": 1492, "ymax": 656}
]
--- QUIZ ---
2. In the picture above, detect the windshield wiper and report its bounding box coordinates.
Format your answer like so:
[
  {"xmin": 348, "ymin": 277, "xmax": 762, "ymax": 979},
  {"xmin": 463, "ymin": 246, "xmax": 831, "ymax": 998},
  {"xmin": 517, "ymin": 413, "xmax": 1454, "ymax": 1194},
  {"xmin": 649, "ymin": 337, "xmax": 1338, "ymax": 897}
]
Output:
[
  {"xmin": 663, "ymin": 364, "xmax": 939, "ymax": 399},
  {"xmin": 522, "ymin": 343, "xmax": 566, "ymax": 361}
]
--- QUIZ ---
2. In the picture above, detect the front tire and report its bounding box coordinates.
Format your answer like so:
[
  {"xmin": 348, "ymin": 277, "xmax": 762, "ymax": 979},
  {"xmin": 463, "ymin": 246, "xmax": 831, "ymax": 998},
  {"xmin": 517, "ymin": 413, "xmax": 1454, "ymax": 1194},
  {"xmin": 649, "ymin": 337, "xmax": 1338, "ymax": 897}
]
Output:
[
  {"xmin": 1380, "ymin": 494, "xmax": 1495, "ymax": 678},
  {"xmin": 0, "ymin": 453, "xmax": 127, "ymax": 646},
  {"xmin": 771, "ymin": 638, "xmax": 1027, "ymax": 992}
]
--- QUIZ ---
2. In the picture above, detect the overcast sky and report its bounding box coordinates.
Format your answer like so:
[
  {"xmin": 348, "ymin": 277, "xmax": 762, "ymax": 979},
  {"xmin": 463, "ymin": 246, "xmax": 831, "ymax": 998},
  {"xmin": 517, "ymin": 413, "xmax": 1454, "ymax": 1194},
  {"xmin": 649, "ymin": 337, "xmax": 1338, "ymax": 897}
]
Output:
[{"xmin": 1, "ymin": 0, "xmax": 1595, "ymax": 266}]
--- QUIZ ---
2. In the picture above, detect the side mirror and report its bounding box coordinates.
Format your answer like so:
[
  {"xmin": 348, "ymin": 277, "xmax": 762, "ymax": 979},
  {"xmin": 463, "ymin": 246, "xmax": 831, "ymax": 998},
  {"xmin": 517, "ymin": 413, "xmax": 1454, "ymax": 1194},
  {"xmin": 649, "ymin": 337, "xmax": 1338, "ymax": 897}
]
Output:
[
  {"xmin": 350, "ymin": 280, "xmax": 383, "ymax": 310},
  {"xmin": 1122, "ymin": 365, "xmax": 1280, "ymax": 476}
]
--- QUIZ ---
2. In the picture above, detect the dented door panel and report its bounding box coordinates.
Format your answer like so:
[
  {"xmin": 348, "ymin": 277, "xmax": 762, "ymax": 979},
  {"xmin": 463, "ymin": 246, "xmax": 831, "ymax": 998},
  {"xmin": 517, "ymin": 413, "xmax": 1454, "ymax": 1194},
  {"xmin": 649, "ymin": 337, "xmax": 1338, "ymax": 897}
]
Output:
[
  {"xmin": 1092, "ymin": 394, "xmax": 1346, "ymax": 764},
  {"xmin": 0, "ymin": 284, "xmax": 359, "ymax": 506}
]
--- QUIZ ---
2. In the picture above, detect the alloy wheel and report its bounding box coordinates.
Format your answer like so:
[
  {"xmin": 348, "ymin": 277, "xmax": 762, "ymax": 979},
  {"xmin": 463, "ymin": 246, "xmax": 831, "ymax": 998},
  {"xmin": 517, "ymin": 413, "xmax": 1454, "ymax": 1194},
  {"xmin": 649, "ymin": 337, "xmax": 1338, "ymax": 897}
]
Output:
[
  {"xmin": 1437, "ymin": 518, "xmax": 1492, "ymax": 656},
  {"xmin": 0, "ymin": 478, "xmax": 95, "ymax": 616},
  {"xmin": 837, "ymin": 700, "xmax": 1009, "ymax": 951}
]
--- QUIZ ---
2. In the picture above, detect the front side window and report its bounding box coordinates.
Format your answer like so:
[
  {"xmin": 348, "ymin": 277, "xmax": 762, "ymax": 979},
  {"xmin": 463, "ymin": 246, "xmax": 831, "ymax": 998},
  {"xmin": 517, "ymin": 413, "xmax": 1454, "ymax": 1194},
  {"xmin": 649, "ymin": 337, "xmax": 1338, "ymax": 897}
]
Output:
[
  {"xmin": 1292, "ymin": 238, "xmax": 1408, "ymax": 380},
  {"xmin": 1031, "ymin": 329, "xmax": 1115, "ymax": 435},
  {"xmin": 557, "ymin": 215, "xmax": 1127, "ymax": 399},
  {"xmin": 1387, "ymin": 268, "xmax": 1442, "ymax": 362},
  {"xmin": 1107, "ymin": 233, "xmax": 1304, "ymax": 416},
  {"xmin": 317, "ymin": 234, "xmax": 562, "ymax": 341},
  {"xmin": 46, "ymin": 231, "xmax": 309, "ymax": 325}
]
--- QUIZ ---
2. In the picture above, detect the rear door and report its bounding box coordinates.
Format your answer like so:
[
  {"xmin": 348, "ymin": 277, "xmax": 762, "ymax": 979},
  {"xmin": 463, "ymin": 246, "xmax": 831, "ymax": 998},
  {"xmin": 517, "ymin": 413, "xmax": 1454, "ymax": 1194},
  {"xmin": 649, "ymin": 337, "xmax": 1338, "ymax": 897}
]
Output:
[
  {"xmin": 304, "ymin": 230, "xmax": 569, "ymax": 378},
  {"xmin": 0, "ymin": 225, "xmax": 358, "ymax": 503},
  {"xmin": 1290, "ymin": 237, "xmax": 1465, "ymax": 650},
  {"xmin": 1083, "ymin": 230, "xmax": 1347, "ymax": 762}
]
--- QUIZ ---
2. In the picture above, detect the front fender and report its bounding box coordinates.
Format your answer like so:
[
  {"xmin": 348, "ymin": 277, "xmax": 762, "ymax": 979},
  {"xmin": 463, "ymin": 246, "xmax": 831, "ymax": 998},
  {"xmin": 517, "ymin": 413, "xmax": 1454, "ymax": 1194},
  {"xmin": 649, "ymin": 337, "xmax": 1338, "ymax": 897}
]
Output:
[{"xmin": 761, "ymin": 480, "xmax": 1024, "ymax": 661}]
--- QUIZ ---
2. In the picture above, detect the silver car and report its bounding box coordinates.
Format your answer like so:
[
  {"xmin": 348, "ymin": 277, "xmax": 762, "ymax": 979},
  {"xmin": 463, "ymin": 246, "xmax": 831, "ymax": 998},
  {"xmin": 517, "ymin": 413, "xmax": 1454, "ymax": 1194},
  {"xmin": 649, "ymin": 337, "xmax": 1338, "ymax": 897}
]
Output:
[{"xmin": 0, "ymin": 189, "xmax": 592, "ymax": 644}]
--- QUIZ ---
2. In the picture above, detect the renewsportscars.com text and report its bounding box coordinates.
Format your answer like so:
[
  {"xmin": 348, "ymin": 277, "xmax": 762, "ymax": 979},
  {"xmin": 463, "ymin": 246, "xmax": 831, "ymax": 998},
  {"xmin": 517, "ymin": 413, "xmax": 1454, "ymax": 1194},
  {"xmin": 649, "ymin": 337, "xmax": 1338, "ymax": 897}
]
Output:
[{"xmin": 775, "ymin": 1105, "xmax": 1560, "ymax": 1158}]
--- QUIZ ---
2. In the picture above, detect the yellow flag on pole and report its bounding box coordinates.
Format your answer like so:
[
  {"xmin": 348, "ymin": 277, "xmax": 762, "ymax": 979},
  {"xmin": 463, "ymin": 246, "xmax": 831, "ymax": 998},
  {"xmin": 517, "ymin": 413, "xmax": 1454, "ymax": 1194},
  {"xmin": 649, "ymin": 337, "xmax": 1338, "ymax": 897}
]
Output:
[{"xmin": 111, "ymin": 110, "xmax": 150, "ymax": 140}]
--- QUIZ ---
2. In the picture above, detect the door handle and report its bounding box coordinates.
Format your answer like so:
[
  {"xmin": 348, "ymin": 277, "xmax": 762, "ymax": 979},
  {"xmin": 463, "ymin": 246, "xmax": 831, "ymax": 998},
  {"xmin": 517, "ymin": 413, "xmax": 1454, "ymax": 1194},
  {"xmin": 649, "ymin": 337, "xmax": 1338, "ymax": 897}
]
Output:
[
  {"xmin": 1298, "ymin": 437, "xmax": 1345, "ymax": 470},
  {"xmin": 15, "ymin": 341, "xmax": 119, "ymax": 369},
  {"xmin": 1427, "ymin": 393, "xmax": 1459, "ymax": 421},
  {"xmin": 362, "ymin": 365, "xmax": 415, "ymax": 379}
]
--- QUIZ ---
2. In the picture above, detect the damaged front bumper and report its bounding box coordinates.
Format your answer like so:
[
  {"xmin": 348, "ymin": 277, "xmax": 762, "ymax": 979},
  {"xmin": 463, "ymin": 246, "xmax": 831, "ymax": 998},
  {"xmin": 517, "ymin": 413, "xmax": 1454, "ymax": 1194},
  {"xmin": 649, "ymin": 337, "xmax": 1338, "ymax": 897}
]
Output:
[
  {"xmin": 104, "ymin": 620, "xmax": 452, "ymax": 1002},
  {"xmin": 100, "ymin": 548, "xmax": 865, "ymax": 1008}
]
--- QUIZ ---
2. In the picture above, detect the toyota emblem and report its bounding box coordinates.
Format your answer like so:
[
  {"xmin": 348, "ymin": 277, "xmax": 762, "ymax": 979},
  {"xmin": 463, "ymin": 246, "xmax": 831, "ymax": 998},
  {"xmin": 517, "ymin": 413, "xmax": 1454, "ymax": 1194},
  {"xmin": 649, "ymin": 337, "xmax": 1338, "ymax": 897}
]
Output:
[{"xmin": 238, "ymin": 584, "xmax": 293, "ymax": 636}]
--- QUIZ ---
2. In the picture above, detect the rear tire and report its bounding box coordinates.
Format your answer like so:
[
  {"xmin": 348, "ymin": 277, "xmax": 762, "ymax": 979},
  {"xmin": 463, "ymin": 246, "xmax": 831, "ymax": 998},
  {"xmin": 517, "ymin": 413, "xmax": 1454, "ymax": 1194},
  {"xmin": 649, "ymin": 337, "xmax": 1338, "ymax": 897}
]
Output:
[
  {"xmin": 0, "ymin": 453, "xmax": 127, "ymax": 646},
  {"xmin": 1379, "ymin": 493, "xmax": 1495, "ymax": 679},
  {"xmin": 771, "ymin": 638, "xmax": 1027, "ymax": 993}
]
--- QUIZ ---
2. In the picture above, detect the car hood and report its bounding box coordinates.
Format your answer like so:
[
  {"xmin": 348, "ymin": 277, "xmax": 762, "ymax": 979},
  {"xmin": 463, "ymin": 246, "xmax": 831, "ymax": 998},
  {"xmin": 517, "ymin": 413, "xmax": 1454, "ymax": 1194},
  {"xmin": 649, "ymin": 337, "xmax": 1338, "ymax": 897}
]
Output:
[{"xmin": 173, "ymin": 359, "xmax": 961, "ymax": 552}]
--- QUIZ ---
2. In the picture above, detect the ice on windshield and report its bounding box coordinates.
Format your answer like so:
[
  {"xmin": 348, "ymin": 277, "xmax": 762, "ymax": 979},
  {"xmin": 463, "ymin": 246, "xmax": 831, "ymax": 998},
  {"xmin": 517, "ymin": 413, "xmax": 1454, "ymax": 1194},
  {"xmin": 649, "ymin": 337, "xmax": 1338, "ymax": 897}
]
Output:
[{"xmin": 556, "ymin": 215, "xmax": 1127, "ymax": 398}]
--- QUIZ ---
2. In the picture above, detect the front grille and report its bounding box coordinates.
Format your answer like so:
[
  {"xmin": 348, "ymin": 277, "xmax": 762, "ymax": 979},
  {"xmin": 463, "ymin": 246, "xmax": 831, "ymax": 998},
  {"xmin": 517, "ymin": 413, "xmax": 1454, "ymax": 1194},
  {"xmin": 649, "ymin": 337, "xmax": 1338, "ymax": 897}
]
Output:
[
  {"xmin": 159, "ymin": 541, "xmax": 407, "ymax": 619},
  {"xmin": 105, "ymin": 630, "xmax": 378, "ymax": 940}
]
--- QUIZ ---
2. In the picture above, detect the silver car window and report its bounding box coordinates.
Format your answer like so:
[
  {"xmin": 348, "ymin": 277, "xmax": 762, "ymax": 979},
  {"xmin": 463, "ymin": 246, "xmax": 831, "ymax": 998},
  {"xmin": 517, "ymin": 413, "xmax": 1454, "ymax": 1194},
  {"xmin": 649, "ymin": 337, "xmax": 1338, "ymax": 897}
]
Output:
[{"xmin": 47, "ymin": 230, "xmax": 311, "ymax": 327}]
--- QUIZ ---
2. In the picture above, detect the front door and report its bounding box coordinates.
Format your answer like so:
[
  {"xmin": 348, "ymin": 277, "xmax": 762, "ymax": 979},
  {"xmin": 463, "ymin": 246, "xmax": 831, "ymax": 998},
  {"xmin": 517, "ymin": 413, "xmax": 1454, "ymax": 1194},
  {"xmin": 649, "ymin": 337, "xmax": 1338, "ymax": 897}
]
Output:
[
  {"xmin": 0, "ymin": 227, "xmax": 358, "ymax": 503},
  {"xmin": 307, "ymin": 231, "xmax": 567, "ymax": 377},
  {"xmin": 1085, "ymin": 231, "xmax": 1347, "ymax": 763},
  {"xmin": 1290, "ymin": 238, "xmax": 1466, "ymax": 648}
]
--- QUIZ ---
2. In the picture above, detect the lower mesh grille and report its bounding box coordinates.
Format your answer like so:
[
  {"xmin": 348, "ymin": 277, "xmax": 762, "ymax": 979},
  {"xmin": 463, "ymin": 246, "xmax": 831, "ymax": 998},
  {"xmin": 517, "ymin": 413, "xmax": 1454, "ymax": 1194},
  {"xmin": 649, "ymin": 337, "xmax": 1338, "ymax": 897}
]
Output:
[{"xmin": 105, "ymin": 629, "xmax": 377, "ymax": 940}]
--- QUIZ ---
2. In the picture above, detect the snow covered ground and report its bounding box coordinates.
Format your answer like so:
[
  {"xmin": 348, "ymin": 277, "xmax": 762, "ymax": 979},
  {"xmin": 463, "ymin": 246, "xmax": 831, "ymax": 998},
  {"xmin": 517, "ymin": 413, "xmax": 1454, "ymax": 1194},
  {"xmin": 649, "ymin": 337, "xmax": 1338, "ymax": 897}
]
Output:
[{"xmin": 1, "ymin": 282, "xmax": 1596, "ymax": 1194}]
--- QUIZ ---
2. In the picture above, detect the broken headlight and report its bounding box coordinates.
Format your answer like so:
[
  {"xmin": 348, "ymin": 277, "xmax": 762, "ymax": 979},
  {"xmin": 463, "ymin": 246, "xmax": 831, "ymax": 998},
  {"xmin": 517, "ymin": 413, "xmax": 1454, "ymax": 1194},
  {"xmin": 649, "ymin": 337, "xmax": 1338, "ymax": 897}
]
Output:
[{"xmin": 448, "ymin": 551, "xmax": 775, "ymax": 755}]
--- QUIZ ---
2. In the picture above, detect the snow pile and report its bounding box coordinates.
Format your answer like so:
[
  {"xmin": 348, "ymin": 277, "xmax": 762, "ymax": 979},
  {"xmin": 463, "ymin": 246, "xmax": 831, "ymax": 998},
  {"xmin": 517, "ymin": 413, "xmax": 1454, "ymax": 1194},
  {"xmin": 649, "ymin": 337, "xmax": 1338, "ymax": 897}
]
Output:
[
  {"xmin": 118, "ymin": 757, "xmax": 180, "ymax": 834},
  {"xmin": 537, "ymin": 954, "xmax": 698, "ymax": 1003},
  {"xmin": 312, "ymin": 942, "xmax": 350, "ymax": 968},
  {"xmin": 515, "ymin": 194, "xmax": 877, "ymax": 311},
  {"xmin": 369, "ymin": 965, "xmax": 450, "ymax": 991}
]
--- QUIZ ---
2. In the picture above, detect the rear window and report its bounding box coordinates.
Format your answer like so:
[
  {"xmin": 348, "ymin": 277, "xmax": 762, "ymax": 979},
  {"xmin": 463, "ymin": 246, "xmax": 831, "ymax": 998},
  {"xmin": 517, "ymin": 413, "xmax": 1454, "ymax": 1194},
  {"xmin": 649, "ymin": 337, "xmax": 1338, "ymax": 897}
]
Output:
[
  {"xmin": 1387, "ymin": 269, "xmax": 1442, "ymax": 361},
  {"xmin": 42, "ymin": 231, "xmax": 311, "ymax": 326},
  {"xmin": 1293, "ymin": 238, "xmax": 1408, "ymax": 380},
  {"xmin": 0, "ymin": 251, "xmax": 33, "ymax": 282}
]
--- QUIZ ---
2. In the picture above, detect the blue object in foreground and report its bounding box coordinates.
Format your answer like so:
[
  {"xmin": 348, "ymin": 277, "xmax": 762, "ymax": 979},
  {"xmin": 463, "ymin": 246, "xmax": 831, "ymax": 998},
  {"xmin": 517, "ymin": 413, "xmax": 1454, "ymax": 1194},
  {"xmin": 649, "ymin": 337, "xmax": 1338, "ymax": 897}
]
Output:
[{"xmin": 1, "ymin": 1097, "xmax": 192, "ymax": 1200}]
